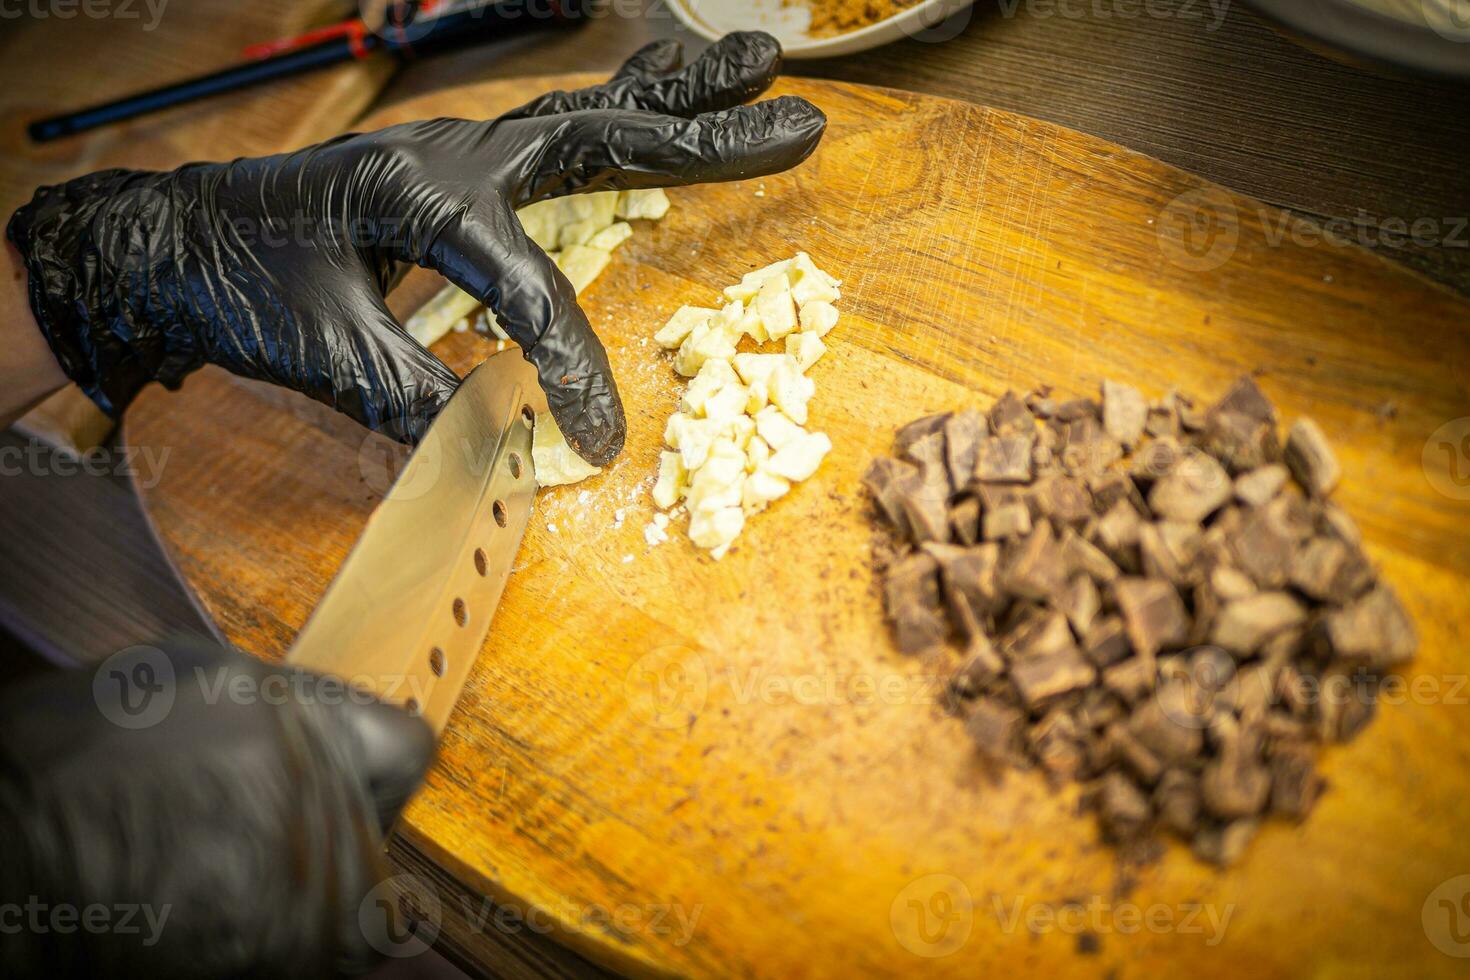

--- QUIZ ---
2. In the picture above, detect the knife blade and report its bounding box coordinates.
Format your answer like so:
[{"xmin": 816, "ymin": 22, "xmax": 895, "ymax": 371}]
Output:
[{"xmin": 287, "ymin": 349, "xmax": 543, "ymax": 734}]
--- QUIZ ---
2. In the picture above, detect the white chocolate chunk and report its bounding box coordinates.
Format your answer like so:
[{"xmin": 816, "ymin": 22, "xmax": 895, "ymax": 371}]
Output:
[
  {"xmin": 790, "ymin": 252, "xmax": 841, "ymax": 306},
  {"xmin": 652, "ymin": 450, "xmax": 686, "ymax": 509},
  {"xmin": 585, "ymin": 221, "xmax": 633, "ymax": 251},
  {"xmin": 755, "ymin": 273, "xmax": 798, "ymax": 341},
  {"xmin": 556, "ymin": 245, "xmax": 611, "ymax": 294},
  {"xmin": 729, "ymin": 414, "xmax": 755, "ymax": 449},
  {"xmin": 680, "ymin": 358, "xmax": 736, "ymax": 416},
  {"xmin": 766, "ymin": 431, "xmax": 832, "ymax": 483},
  {"xmin": 532, "ymin": 413, "xmax": 602, "ymax": 488},
  {"xmin": 675, "ymin": 320, "xmax": 738, "ymax": 377},
  {"xmin": 723, "ymin": 257, "xmax": 793, "ymax": 303},
  {"xmin": 768, "ymin": 357, "xmax": 815, "ymax": 425},
  {"xmin": 655, "ymin": 305, "xmax": 718, "ymax": 349},
  {"xmin": 746, "ymin": 435, "xmax": 771, "ymax": 470},
  {"xmin": 688, "ymin": 506, "xmax": 744, "ymax": 556},
  {"xmin": 733, "ymin": 352, "xmax": 787, "ymax": 386},
  {"xmin": 557, "ymin": 217, "xmax": 603, "ymax": 249},
  {"xmin": 703, "ymin": 382, "xmax": 749, "ymax": 429},
  {"xmin": 745, "ymin": 378, "xmax": 769, "ymax": 414},
  {"xmin": 742, "ymin": 468, "xmax": 791, "ymax": 514},
  {"xmin": 737, "ymin": 303, "xmax": 769, "ymax": 343},
  {"xmin": 616, "ymin": 187, "xmax": 670, "ymax": 220},
  {"xmin": 798, "ymin": 300, "xmax": 839, "ymax": 337},
  {"xmin": 754, "ymin": 405, "xmax": 807, "ymax": 450},
  {"xmin": 785, "ymin": 332, "xmax": 827, "ymax": 373}
]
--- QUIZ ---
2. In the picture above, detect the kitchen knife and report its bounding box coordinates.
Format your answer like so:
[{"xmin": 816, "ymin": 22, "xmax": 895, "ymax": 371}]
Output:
[{"xmin": 287, "ymin": 348, "xmax": 543, "ymax": 734}]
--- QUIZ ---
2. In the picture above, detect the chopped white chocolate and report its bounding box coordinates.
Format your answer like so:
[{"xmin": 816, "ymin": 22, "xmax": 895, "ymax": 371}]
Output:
[
  {"xmin": 652, "ymin": 451, "xmax": 686, "ymax": 509},
  {"xmin": 656, "ymin": 305, "xmax": 718, "ymax": 349},
  {"xmin": 557, "ymin": 245, "xmax": 612, "ymax": 294},
  {"xmin": 766, "ymin": 431, "xmax": 831, "ymax": 482},
  {"xmin": 675, "ymin": 320, "xmax": 738, "ymax": 377},
  {"xmin": 790, "ymin": 251, "xmax": 842, "ymax": 306},
  {"xmin": 688, "ymin": 506, "xmax": 744, "ymax": 556},
  {"xmin": 733, "ymin": 352, "xmax": 787, "ymax": 386},
  {"xmin": 643, "ymin": 512, "xmax": 671, "ymax": 546},
  {"xmin": 557, "ymin": 217, "xmax": 603, "ymax": 249},
  {"xmin": 754, "ymin": 405, "xmax": 806, "ymax": 450},
  {"xmin": 723, "ymin": 258, "xmax": 793, "ymax": 303},
  {"xmin": 742, "ymin": 468, "xmax": 790, "ymax": 513},
  {"xmin": 649, "ymin": 252, "xmax": 840, "ymax": 557},
  {"xmin": 532, "ymin": 413, "xmax": 602, "ymax": 488},
  {"xmin": 768, "ymin": 358, "xmax": 816, "ymax": 425},
  {"xmin": 786, "ymin": 332, "xmax": 827, "ymax": 373},
  {"xmin": 586, "ymin": 221, "xmax": 633, "ymax": 251},
  {"xmin": 410, "ymin": 193, "xmax": 670, "ymax": 349},
  {"xmin": 798, "ymin": 300, "xmax": 839, "ymax": 337},
  {"xmin": 755, "ymin": 273, "xmax": 799, "ymax": 341},
  {"xmin": 616, "ymin": 187, "xmax": 670, "ymax": 220}
]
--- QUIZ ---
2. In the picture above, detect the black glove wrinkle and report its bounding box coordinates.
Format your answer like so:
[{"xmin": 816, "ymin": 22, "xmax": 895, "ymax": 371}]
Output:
[{"xmin": 8, "ymin": 31, "xmax": 825, "ymax": 465}]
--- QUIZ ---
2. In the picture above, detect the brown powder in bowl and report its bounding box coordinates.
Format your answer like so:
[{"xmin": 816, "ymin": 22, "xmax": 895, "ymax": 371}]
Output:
[{"xmin": 793, "ymin": 0, "xmax": 925, "ymax": 36}]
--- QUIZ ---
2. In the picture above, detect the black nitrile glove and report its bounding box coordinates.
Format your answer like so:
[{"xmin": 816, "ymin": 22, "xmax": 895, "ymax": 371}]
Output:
[
  {"xmin": 7, "ymin": 33, "xmax": 826, "ymax": 463},
  {"xmin": 0, "ymin": 638, "xmax": 435, "ymax": 979}
]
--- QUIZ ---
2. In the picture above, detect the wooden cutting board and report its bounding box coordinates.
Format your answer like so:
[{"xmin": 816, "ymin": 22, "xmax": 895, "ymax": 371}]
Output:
[{"xmin": 123, "ymin": 75, "xmax": 1470, "ymax": 978}]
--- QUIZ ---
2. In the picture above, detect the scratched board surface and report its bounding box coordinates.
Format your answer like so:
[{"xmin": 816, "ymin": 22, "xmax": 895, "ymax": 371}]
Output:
[{"xmin": 124, "ymin": 76, "xmax": 1470, "ymax": 977}]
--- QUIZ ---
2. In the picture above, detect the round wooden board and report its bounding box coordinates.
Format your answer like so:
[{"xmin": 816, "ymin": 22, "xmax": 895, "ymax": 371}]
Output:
[{"xmin": 125, "ymin": 75, "xmax": 1470, "ymax": 978}]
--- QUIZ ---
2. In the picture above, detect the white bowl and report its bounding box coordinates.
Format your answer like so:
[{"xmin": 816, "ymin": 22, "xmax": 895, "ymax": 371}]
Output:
[{"xmin": 666, "ymin": 0, "xmax": 979, "ymax": 59}]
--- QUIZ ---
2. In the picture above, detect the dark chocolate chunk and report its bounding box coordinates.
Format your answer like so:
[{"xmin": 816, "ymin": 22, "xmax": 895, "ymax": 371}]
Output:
[
  {"xmin": 988, "ymin": 390, "xmax": 1034, "ymax": 435},
  {"xmin": 1268, "ymin": 741, "xmax": 1324, "ymax": 821},
  {"xmin": 950, "ymin": 496, "xmax": 981, "ymax": 546},
  {"xmin": 965, "ymin": 697, "xmax": 1024, "ymax": 764},
  {"xmin": 1102, "ymin": 379, "xmax": 1148, "ymax": 448},
  {"xmin": 1113, "ymin": 577, "xmax": 1190, "ymax": 662},
  {"xmin": 1234, "ymin": 464, "xmax": 1289, "ymax": 508},
  {"xmin": 975, "ymin": 433, "xmax": 1036, "ymax": 484},
  {"xmin": 1097, "ymin": 771, "xmax": 1152, "ymax": 842},
  {"xmin": 1057, "ymin": 573, "xmax": 1101, "ymax": 638},
  {"xmin": 1284, "ymin": 417, "xmax": 1341, "ymax": 498},
  {"xmin": 861, "ymin": 457, "xmax": 918, "ymax": 536},
  {"xmin": 1211, "ymin": 592, "xmax": 1307, "ymax": 657},
  {"xmin": 982, "ymin": 500, "xmax": 1033, "ymax": 541},
  {"xmin": 1319, "ymin": 586, "xmax": 1417, "ymax": 668},
  {"xmin": 1289, "ymin": 536, "xmax": 1374, "ymax": 602},
  {"xmin": 1154, "ymin": 769, "xmax": 1202, "ymax": 836},
  {"xmin": 1202, "ymin": 410, "xmax": 1280, "ymax": 474},
  {"xmin": 1193, "ymin": 818, "xmax": 1259, "ymax": 867},
  {"xmin": 884, "ymin": 553, "xmax": 948, "ymax": 653},
  {"xmin": 1011, "ymin": 647, "xmax": 1096, "ymax": 711},
  {"xmin": 1001, "ymin": 522, "xmax": 1069, "ymax": 602},
  {"xmin": 1083, "ymin": 615, "xmax": 1132, "ymax": 668},
  {"xmin": 894, "ymin": 412, "xmax": 950, "ymax": 457},
  {"xmin": 1028, "ymin": 474, "xmax": 1093, "ymax": 525},
  {"xmin": 1211, "ymin": 375, "xmax": 1277, "ymax": 423},
  {"xmin": 1062, "ymin": 528, "xmax": 1122, "ymax": 585},
  {"xmin": 943, "ymin": 410, "xmax": 986, "ymax": 492},
  {"xmin": 1148, "ymin": 451, "xmax": 1231, "ymax": 523},
  {"xmin": 1200, "ymin": 722, "xmax": 1271, "ymax": 820}
]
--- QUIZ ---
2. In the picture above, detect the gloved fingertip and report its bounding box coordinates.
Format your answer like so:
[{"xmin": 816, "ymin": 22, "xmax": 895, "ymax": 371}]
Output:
[
  {"xmin": 622, "ymin": 37, "xmax": 684, "ymax": 77},
  {"xmin": 543, "ymin": 373, "xmax": 626, "ymax": 467},
  {"xmin": 337, "ymin": 697, "xmax": 436, "ymax": 834}
]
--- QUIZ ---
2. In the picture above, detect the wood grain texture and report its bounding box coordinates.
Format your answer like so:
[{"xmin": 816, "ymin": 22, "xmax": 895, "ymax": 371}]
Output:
[
  {"xmin": 387, "ymin": 2, "xmax": 1470, "ymax": 296},
  {"xmin": 125, "ymin": 75, "xmax": 1470, "ymax": 978}
]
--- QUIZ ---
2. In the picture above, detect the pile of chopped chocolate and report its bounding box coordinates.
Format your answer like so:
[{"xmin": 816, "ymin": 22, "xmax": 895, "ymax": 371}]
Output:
[{"xmin": 862, "ymin": 377, "xmax": 1417, "ymax": 866}]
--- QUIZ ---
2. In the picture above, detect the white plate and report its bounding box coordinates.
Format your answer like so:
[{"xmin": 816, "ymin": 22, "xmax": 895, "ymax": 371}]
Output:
[{"xmin": 666, "ymin": 0, "xmax": 978, "ymax": 59}]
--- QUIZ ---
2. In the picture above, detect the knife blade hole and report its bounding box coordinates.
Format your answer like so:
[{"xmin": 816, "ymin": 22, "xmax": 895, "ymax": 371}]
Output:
[
  {"xmin": 429, "ymin": 647, "xmax": 445, "ymax": 677},
  {"xmin": 474, "ymin": 548, "xmax": 487, "ymax": 576},
  {"xmin": 521, "ymin": 405, "xmax": 535, "ymax": 426},
  {"xmin": 452, "ymin": 598, "xmax": 467, "ymax": 626},
  {"xmin": 508, "ymin": 453, "xmax": 523, "ymax": 480},
  {"xmin": 492, "ymin": 500, "xmax": 507, "ymax": 528},
  {"xmin": 404, "ymin": 698, "xmax": 420, "ymax": 716}
]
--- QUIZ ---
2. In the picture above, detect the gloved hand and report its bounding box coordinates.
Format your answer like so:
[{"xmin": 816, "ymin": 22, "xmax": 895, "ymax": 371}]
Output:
[
  {"xmin": 7, "ymin": 32, "xmax": 825, "ymax": 463},
  {"xmin": 0, "ymin": 638, "xmax": 434, "ymax": 979}
]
